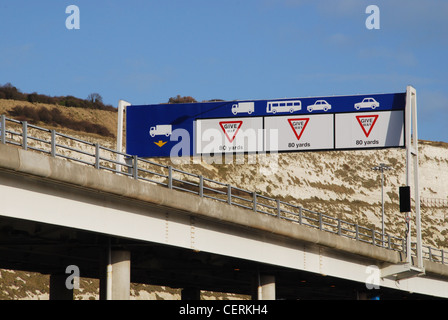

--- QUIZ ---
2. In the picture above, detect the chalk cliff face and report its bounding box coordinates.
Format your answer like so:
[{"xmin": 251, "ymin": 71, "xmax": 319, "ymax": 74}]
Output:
[{"xmin": 1, "ymin": 100, "xmax": 447, "ymax": 299}]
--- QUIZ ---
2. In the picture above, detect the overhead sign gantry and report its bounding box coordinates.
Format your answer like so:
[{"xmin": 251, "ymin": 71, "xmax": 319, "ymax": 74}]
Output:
[
  {"xmin": 125, "ymin": 91, "xmax": 406, "ymax": 158},
  {"xmin": 121, "ymin": 86, "xmax": 423, "ymax": 279}
]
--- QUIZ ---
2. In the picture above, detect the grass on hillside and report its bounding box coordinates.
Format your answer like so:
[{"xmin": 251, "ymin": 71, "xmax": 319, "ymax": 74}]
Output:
[{"xmin": 0, "ymin": 99, "xmax": 118, "ymax": 141}]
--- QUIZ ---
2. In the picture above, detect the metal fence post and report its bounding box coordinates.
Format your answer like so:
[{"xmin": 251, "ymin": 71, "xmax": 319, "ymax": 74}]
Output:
[
  {"xmin": 168, "ymin": 166, "xmax": 173, "ymax": 189},
  {"xmin": 95, "ymin": 143, "xmax": 100, "ymax": 169},
  {"xmin": 0, "ymin": 115, "xmax": 5, "ymax": 144},
  {"xmin": 199, "ymin": 175, "xmax": 204, "ymax": 197},
  {"xmin": 253, "ymin": 192, "xmax": 257, "ymax": 212},
  {"xmin": 319, "ymin": 212, "xmax": 323, "ymax": 230},
  {"xmin": 337, "ymin": 219, "xmax": 342, "ymax": 235},
  {"xmin": 298, "ymin": 207, "xmax": 302, "ymax": 225},
  {"xmin": 276, "ymin": 199, "xmax": 281, "ymax": 218},
  {"xmin": 227, "ymin": 184, "xmax": 232, "ymax": 205},
  {"xmin": 51, "ymin": 130, "xmax": 56, "ymax": 157},
  {"xmin": 372, "ymin": 229, "xmax": 376, "ymax": 246},
  {"xmin": 22, "ymin": 121, "xmax": 27, "ymax": 150},
  {"xmin": 133, "ymin": 155, "xmax": 138, "ymax": 180}
]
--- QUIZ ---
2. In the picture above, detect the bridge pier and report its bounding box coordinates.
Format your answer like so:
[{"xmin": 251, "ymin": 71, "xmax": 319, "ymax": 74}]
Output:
[
  {"xmin": 99, "ymin": 248, "xmax": 131, "ymax": 300},
  {"xmin": 110, "ymin": 249, "xmax": 131, "ymax": 300},
  {"xmin": 252, "ymin": 274, "xmax": 276, "ymax": 300}
]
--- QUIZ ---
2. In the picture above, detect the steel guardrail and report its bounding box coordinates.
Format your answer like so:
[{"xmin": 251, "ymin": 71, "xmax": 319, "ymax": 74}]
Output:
[{"xmin": 0, "ymin": 114, "xmax": 446, "ymax": 265}]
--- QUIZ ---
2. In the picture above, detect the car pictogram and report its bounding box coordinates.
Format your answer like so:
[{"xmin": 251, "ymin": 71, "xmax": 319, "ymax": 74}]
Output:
[
  {"xmin": 307, "ymin": 100, "xmax": 331, "ymax": 112},
  {"xmin": 354, "ymin": 97, "xmax": 380, "ymax": 110}
]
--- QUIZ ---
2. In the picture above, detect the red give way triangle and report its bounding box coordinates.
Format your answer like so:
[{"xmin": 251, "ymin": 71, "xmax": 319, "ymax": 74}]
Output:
[
  {"xmin": 288, "ymin": 118, "xmax": 309, "ymax": 141},
  {"xmin": 356, "ymin": 114, "xmax": 379, "ymax": 137},
  {"xmin": 219, "ymin": 121, "xmax": 243, "ymax": 142}
]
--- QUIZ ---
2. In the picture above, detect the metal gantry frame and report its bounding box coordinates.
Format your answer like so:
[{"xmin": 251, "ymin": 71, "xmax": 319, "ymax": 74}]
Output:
[
  {"xmin": 405, "ymin": 86, "xmax": 424, "ymax": 271},
  {"xmin": 382, "ymin": 86, "xmax": 425, "ymax": 280}
]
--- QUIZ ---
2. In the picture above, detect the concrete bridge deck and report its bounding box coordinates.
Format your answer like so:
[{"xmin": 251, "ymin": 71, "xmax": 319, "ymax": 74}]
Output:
[{"xmin": 1, "ymin": 142, "xmax": 448, "ymax": 299}]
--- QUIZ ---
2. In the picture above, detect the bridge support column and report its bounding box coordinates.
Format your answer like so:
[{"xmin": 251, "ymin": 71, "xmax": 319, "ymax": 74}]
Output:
[
  {"xmin": 49, "ymin": 273, "xmax": 73, "ymax": 300},
  {"xmin": 253, "ymin": 274, "xmax": 276, "ymax": 300},
  {"xmin": 110, "ymin": 250, "xmax": 131, "ymax": 300},
  {"xmin": 181, "ymin": 287, "xmax": 201, "ymax": 300},
  {"xmin": 100, "ymin": 248, "xmax": 131, "ymax": 300}
]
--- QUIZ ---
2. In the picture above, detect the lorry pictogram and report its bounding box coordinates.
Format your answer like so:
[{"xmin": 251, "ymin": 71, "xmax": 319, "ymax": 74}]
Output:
[
  {"xmin": 232, "ymin": 102, "xmax": 254, "ymax": 115},
  {"xmin": 150, "ymin": 124, "xmax": 172, "ymax": 137}
]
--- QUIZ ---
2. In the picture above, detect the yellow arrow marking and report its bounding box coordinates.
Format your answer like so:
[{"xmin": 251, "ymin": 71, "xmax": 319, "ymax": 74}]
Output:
[{"xmin": 154, "ymin": 140, "xmax": 168, "ymax": 147}]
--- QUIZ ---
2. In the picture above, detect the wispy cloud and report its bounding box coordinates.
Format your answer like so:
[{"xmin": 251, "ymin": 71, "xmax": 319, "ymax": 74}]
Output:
[
  {"xmin": 358, "ymin": 47, "xmax": 418, "ymax": 67},
  {"xmin": 299, "ymin": 72, "xmax": 435, "ymax": 91},
  {"xmin": 419, "ymin": 90, "xmax": 448, "ymax": 114},
  {"xmin": 269, "ymin": 0, "xmax": 363, "ymax": 14},
  {"xmin": 327, "ymin": 33, "xmax": 352, "ymax": 46},
  {"xmin": 0, "ymin": 43, "xmax": 34, "ymax": 67}
]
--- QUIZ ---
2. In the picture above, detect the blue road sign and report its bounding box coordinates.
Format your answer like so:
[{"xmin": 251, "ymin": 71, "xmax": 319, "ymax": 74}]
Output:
[{"xmin": 126, "ymin": 92, "xmax": 406, "ymax": 158}]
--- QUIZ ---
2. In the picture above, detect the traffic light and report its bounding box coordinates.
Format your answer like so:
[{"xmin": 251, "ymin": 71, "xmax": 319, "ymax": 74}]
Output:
[{"xmin": 399, "ymin": 186, "xmax": 411, "ymax": 212}]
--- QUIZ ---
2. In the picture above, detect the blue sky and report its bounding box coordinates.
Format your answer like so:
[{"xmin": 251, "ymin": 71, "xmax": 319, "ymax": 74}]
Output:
[{"xmin": 1, "ymin": 0, "xmax": 447, "ymax": 142}]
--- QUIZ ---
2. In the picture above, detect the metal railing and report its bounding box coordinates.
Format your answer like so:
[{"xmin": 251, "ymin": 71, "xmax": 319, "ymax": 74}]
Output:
[{"xmin": 1, "ymin": 114, "xmax": 447, "ymax": 265}]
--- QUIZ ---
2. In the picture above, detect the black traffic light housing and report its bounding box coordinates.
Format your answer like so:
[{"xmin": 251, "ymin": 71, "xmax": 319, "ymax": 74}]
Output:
[{"xmin": 399, "ymin": 186, "xmax": 411, "ymax": 212}]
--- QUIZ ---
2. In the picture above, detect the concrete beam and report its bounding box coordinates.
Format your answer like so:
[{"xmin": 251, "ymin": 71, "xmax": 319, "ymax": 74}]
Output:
[{"xmin": 0, "ymin": 143, "xmax": 404, "ymax": 266}]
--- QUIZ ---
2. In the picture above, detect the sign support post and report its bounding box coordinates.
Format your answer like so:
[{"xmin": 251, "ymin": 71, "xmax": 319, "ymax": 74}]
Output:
[
  {"xmin": 405, "ymin": 86, "xmax": 424, "ymax": 270},
  {"xmin": 116, "ymin": 99, "xmax": 131, "ymax": 173},
  {"xmin": 381, "ymin": 86, "xmax": 425, "ymax": 281},
  {"xmin": 382, "ymin": 86, "xmax": 424, "ymax": 281}
]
